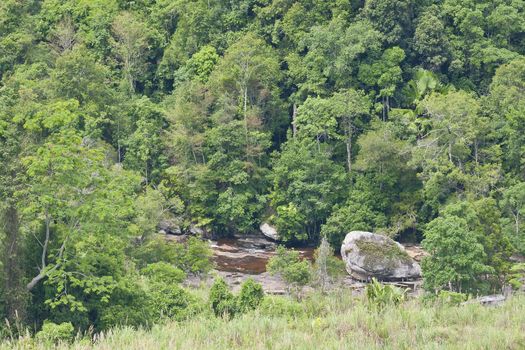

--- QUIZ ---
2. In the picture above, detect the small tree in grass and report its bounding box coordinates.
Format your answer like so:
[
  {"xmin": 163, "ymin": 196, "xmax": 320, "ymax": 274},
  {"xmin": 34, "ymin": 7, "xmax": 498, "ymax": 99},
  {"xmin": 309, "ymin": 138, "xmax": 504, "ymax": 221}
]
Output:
[
  {"xmin": 267, "ymin": 246, "xmax": 311, "ymax": 294},
  {"xmin": 209, "ymin": 278, "xmax": 265, "ymax": 318},
  {"xmin": 313, "ymin": 237, "xmax": 346, "ymax": 293},
  {"xmin": 209, "ymin": 278, "xmax": 237, "ymax": 318},
  {"xmin": 237, "ymin": 278, "xmax": 264, "ymax": 313}
]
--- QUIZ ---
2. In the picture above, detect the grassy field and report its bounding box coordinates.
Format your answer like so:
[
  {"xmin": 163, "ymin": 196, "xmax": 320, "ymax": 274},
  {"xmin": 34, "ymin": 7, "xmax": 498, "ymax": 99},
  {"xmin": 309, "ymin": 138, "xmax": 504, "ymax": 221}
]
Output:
[{"xmin": 2, "ymin": 291, "xmax": 525, "ymax": 350}]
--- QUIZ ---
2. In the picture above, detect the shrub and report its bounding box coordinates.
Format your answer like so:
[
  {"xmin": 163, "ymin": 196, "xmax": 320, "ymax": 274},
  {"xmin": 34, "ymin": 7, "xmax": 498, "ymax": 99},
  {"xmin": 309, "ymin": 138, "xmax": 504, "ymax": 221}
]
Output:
[
  {"xmin": 209, "ymin": 278, "xmax": 237, "ymax": 318},
  {"xmin": 267, "ymin": 246, "xmax": 311, "ymax": 288},
  {"xmin": 509, "ymin": 263, "xmax": 525, "ymax": 290},
  {"xmin": 437, "ymin": 290, "xmax": 468, "ymax": 305},
  {"xmin": 259, "ymin": 296, "xmax": 304, "ymax": 319},
  {"xmin": 237, "ymin": 279, "xmax": 264, "ymax": 313},
  {"xmin": 132, "ymin": 235, "xmax": 178, "ymax": 268},
  {"xmin": 132, "ymin": 236, "xmax": 213, "ymax": 275},
  {"xmin": 149, "ymin": 284, "xmax": 202, "ymax": 321},
  {"xmin": 98, "ymin": 277, "xmax": 153, "ymax": 330},
  {"xmin": 140, "ymin": 262, "xmax": 186, "ymax": 284},
  {"xmin": 365, "ymin": 278, "xmax": 406, "ymax": 310},
  {"xmin": 173, "ymin": 236, "xmax": 214, "ymax": 275},
  {"xmin": 141, "ymin": 262, "xmax": 204, "ymax": 322},
  {"xmin": 35, "ymin": 321, "xmax": 74, "ymax": 345}
]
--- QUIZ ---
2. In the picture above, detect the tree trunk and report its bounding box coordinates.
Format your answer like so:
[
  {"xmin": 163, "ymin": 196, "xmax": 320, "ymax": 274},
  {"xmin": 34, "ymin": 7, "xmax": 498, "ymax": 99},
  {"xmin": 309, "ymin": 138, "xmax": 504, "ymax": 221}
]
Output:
[
  {"xmin": 243, "ymin": 85, "xmax": 250, "ymax": 160},
  {"xmin": 292, "ymin": 103, "xmax": 297, "ymax": 138},
  {"xmin": 514, "ymin": 211, "xmax": 520, "ymax": 235},
  {"xmin": 346, "ymin": 120, "xmax": 353, "ymax": 173},
  {"xmin": 2, "ymin": 205, "xmax": 26, "ymax": 321}
]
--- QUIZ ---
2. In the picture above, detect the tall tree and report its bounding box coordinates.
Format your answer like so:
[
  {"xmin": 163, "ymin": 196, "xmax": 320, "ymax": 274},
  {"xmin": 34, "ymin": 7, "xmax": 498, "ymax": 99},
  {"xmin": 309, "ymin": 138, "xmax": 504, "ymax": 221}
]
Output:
[{"xmin": 112, "ymin": 12, "xmax": 152, "ymax": 93}]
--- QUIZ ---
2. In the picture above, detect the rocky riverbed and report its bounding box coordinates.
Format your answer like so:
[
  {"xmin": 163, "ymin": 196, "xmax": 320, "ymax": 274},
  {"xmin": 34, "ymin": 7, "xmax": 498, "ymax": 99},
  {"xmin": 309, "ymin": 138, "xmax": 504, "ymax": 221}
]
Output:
[{"xmin": 181, "ymin": 233, "xmax": 425, "ymax": 295}]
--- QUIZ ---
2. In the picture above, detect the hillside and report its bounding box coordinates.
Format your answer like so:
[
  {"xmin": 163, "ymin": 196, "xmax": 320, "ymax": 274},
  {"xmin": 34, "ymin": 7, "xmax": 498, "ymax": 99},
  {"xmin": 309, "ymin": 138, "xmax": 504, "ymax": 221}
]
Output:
[{"xmin": 1, "ymin": 0, "xmax": 525, "ymax": 347}]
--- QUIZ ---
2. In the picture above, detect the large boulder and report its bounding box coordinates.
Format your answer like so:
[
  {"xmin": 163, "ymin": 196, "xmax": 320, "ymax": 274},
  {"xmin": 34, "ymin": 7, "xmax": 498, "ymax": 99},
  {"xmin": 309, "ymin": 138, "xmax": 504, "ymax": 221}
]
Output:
[
  {"xmin": 340, "ymin": 231, "xmax": 421, "ymax": 281},
  {"xmin": 260, "ymin": 222, "xmax": 280, "ymax": 241}
]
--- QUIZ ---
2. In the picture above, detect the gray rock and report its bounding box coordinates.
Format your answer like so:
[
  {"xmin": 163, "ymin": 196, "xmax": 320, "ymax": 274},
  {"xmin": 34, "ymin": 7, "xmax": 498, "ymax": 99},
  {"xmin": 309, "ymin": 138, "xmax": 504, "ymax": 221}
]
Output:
[
  {"xmin": 340, "ymin": 231, "xmax": 421, "ymax": 281},
  {"xmin": 158, "ymin": 219, "xmax": 182, "ymax": 235},
  {"xmin": 260, "ymin": 222, "xmax": 280, "ymax": 241},
  {"xmin": 189, "ymin": 224, "xmax": 204, "ymax": 236},
  {"xmin": 463, "ymin": 294, "xmax": 506, "ymax": 307}
]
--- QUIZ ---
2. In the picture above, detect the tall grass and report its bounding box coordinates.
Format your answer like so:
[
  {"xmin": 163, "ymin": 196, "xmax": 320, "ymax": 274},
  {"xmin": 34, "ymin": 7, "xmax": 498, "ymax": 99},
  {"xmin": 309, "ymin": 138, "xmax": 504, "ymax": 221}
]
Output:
[{"xmin": 3, "ymin": 292, "xmax": 525, "ymax": 349}]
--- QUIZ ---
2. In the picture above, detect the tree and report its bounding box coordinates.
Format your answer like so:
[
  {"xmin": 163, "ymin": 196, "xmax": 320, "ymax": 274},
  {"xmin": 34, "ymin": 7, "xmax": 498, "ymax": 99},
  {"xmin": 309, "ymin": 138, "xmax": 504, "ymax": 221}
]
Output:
[
  {"xmin": 422, "ymin": 199, "xmax": 512, "ymax": 293},
  {"xmin": 294, "ymin": 90, "xmax": 371, "ymax": 172},
  {"xmin": 21, "ymin": 127, "xmax": 143, "ymax": 328},
  {"xmin": 122, "ymin": 97, "xmax": 165, "ymax": 184},
  {"xmin": 355, "ymin": 123, "xmax": 410, "ymax": 189},
  {"xmin": 295, "ymin": 96, "xmax": 338, "ymax": 150},
  {"xmin": 422, "ymin": 214, "xmax": 490, "ymax": 293},
  {"xmin": 112, "ymin": 12, "xmax": 152, "ymax": 93},
  {"xmin": 501, "ymin": 182, "xmax": 525, "ymax": 254},
  {"xmin": 0, "ymin": 119, "xmax": 27, "ymax": 322},
  {"xmin": 330, "ymin": 89, "xmax": 371, "ymax": 173},
  {"xmin": 210, "ymin": 32, "xmax": 281, "ymax": 156},
  {"xmin": 363, "ymin": 0, "xmax": 414, "ymax": 45},
  {"xmin": 237, "ymin": 278, "xmax": 264, "ymax": 313},
  {"xmin": 487, "ymin": 57, "xmax": 525, "ymax": 177},
  {"xmin": 321, "ymin": 175, "xmax": 388, "ymax": 247},
  {"xmin": 185, "ymin": 45, "xmax": 220, "ymax": 83},
  {"xmin": 290, "ymin": 18, "xmax": 382, "ymax": 96},
  {"xmin": 412, "ymin": 90, "xmax": 499, "ymax": 208},
  {"xmin": 209, "ymin": 278, "xmax": 237, "ymax": 318},
  {"xmin": 358, "ymin": 47, "xmax": 405, "ymax": 120},
  {"xmin": 269, "ymin": 139, "xmax": 346, "ymax": 241},
  {"xmin": 413, "ymin": 10, "xmax": 450, "ymax": 71},
  {"xmin": 312, "ymin": 237, "xmax": 345, "ymax": 293}
]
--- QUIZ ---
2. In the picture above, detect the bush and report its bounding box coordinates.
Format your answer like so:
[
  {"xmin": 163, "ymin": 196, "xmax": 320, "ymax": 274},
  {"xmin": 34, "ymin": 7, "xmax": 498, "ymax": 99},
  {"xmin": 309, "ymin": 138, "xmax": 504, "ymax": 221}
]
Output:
[
  {"xmin": 132, "ymin": 236, "xmax": 213, "ymax": 275},
  {"xmin": 259, "ymin": 296, "xmax": 304, "ymax": 319},
  {"xmin": 237, "ymin": 279, "xmax": 264, "ymax": 313},
  {"xmin": 365, "ymin": 278, "xmax": 406, "ymax": 310},
  {"xmin": 98, "ymin": 277, "xmax": 152, "ymax": 330},
  {"xmin": 141, "ymin": 262, "xmax": 186, "ymax": 284},
  {"xmin": 509, "ymin": 263, "xmax": 525, "ymax": 290},
  {"xmin": 142, "ymin": 262, "xmax": 204, "ymax": 322},
  {"xmin": 267, "ymin": 246, "xmax": 311, "ymax": 288},
  {"xmin": 209, "ymin": 278, "xmax": 237, "ymax": 318},
  {"xmin": 437, "ymin": 290, "xmax": 468, "ymax": 305},
  {"xmin": 35, "ymin": 321, "xmax": 74, "ymax": 345},
  {"xmin": 173, "ymin": 236, "xmax": 214, "ymax": 275},
  {"xmin": 132, "ymin": 235, "xmax": 178, "ymax": 268},
  {"xmin": 149, "ymin": 284, "xmax": 203, "ymax": 321}
]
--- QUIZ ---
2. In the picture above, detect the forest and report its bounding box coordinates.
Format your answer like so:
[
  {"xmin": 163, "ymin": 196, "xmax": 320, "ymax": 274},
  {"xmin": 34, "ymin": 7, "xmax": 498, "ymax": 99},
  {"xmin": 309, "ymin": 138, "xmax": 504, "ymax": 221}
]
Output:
[{"xmin": 1, "ymin": 0, "xmax": 525, "ymax": 347}]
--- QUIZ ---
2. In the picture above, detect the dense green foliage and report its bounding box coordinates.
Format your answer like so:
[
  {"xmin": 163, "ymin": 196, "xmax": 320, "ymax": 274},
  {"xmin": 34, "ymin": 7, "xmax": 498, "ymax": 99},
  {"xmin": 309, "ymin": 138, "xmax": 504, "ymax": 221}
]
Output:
[{"xmin": 1, "ymin": 0, "xmax": 524, "ymax": 336}]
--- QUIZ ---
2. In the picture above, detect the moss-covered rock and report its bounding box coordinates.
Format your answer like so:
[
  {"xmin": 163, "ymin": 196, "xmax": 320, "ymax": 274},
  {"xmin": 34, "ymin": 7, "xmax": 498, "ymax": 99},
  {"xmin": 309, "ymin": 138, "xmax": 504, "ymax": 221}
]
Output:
[{"xmin": 340, "ymin": 231, "xmax": 421, "ymax": 281}]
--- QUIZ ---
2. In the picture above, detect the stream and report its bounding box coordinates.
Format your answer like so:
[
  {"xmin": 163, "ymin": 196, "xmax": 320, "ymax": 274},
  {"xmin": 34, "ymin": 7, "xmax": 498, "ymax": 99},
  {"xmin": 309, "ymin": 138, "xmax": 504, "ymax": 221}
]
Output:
[{"xmin": 210, "ymin": 235, "xmax": 315, "ymax": 274}]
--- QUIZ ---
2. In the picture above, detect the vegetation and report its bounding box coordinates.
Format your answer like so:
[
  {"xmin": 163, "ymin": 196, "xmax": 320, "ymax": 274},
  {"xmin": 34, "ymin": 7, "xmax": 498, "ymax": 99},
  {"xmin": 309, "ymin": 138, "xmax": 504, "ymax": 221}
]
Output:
[
  {"xmin": 356, "ymin": 239, "xmax": 412, "ymax": 271},
  {"xmin": 365, "ymin": 278, "xmax": 406, "ymax": 310},
  {"xmin": 3, "ymin": 292, "xmax": 525, "ymax": 349},
  {"xmin": 1, "ymin": 0, "xmax": 525, "ymax": 343},
  {"xmin": 267, "ymin": 246, "xmax": 312, "ymax": 289},
  {"xmin": 312, "ymin": 237, "xmax": 346, "ymax": 292}
]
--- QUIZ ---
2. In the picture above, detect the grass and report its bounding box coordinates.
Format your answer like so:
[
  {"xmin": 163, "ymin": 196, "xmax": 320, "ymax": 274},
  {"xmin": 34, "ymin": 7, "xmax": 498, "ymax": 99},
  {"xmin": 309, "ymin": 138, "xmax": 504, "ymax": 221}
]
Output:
[{"xmin": 2, "ymin": 290, "xmax": 525, "ymax": 349}]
